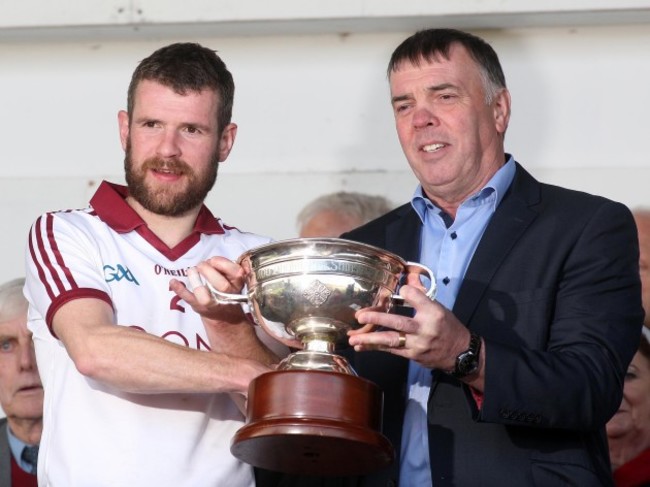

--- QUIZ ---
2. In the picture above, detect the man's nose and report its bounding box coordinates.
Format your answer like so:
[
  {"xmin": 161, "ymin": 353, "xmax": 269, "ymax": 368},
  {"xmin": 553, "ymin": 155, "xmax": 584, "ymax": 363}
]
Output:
[
  {"xmin": 19, "ymin": 341, "xmax": 38, "ymax": 371},
  {"xmin": 413, "ymin": 106, "xmax": 439, "ymax": 129},
  {"xmin": 156, "ymin": 130, "xmax": 182, "ymax": 158}
]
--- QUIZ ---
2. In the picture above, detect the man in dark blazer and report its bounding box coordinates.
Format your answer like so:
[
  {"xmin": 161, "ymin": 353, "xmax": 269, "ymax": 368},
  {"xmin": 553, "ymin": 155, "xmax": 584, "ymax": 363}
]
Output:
[{"xmin": 335, "ymin": 29, "xmax": 644, "ymax": 486}]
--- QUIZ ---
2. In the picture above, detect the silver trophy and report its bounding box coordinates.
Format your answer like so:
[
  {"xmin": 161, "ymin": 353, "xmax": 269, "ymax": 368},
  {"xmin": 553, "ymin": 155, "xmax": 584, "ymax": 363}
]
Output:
[{"xmin": 210, "ymin": 237, "xmax": 435, "ymax": 475}]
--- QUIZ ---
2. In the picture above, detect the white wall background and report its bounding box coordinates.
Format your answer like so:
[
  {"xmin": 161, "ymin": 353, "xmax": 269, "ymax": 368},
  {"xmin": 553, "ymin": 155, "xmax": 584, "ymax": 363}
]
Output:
[{"xmin": 1, "ymin": 1, "xmax": 650, "ymax": 287}]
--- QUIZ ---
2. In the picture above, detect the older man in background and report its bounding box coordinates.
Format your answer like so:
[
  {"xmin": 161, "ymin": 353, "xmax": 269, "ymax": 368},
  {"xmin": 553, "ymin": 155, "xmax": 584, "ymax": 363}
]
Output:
[
  {"xmin": 297, "ymin": 191, "xmax": 393, "ymax": 238},
  {"xmin": 0, "ymin": 278, "xmax": 41, "ymax": 487}
]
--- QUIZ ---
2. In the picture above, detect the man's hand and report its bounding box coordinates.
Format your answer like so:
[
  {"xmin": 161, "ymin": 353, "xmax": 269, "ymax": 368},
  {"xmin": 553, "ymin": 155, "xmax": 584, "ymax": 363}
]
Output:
[
  {"xmin": 348, "ymin": 284, "xmax": 484, "ymax": 389},
  {"xmin": 169, "ymin": 257, "xmax": 272, "ymax": 359},
  {"xmin": 170, "ymin": 256, "xmax": 248, "ymax": 324}
]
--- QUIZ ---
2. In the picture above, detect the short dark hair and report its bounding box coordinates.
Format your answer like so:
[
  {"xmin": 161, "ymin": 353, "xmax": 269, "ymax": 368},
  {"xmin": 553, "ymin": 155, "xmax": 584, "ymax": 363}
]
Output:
[
  {"xmin": 388, "ymin": 28, "xmax": 506, "ymax": 103},
  {"xmin": 127, "ymin": 42, "xmax": 234, "ymax": 133}
]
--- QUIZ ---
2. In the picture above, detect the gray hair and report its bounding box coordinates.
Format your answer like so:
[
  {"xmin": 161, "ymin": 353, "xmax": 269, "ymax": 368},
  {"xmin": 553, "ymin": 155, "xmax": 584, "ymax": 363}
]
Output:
[
  {"xmin": 297, "ymin": 192, "xmax": 393, "ymax": 232},
  {"xmin": 0, "ymin": 278, "xmax": 28, "ymax": 322}
]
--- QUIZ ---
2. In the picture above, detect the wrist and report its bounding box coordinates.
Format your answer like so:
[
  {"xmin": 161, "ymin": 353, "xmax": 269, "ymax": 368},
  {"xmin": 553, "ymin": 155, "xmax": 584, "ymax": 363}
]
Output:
[{"xmin": 447, "ymin": 331, "xmax": 482, "ymax": 379}]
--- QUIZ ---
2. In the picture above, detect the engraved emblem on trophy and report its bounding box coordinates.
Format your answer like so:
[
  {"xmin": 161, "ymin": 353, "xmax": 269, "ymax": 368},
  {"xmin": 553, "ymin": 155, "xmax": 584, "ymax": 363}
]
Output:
[{"xmin": 210, "ymin": 238, "xmax": 436, "ymax": 475}]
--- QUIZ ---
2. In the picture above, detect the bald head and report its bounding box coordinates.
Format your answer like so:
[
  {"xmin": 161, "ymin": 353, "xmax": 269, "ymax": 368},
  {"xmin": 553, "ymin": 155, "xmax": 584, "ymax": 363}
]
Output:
[
  {"xmin": 0, "ymin": 278, "xmax": 28, "ymax": 322},
  {"xmin": 297, "ymin": 192, "xmax": 393, "ymax": 238}
]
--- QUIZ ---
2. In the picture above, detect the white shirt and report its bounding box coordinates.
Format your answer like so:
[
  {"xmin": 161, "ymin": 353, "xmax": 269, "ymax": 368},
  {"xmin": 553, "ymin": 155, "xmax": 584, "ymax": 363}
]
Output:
[{"xmin": 25, "ymin": 181, "xmax": 273, "ymax": 487}]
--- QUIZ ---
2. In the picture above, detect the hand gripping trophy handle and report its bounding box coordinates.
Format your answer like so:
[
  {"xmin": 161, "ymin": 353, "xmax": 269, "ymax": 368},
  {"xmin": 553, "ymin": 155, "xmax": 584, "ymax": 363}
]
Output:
[{"xmin": 390, "ymin": 261, "xmax": 437, "ymax": 306}]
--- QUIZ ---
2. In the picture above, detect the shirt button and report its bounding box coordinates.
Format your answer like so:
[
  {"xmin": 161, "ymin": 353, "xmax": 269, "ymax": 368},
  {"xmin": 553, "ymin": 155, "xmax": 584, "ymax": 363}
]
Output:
[
  {"xmin": 450, "ymin": 231, "xmax": 457, "ymax": 239},
  {"xmin": 442, "ymin": 277, "xmax": 450, "ymax": 285}
]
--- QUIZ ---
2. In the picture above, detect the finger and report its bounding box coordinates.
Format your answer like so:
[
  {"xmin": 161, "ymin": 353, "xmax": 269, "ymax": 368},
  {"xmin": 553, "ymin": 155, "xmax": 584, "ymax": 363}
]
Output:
[
  {"xmin": 347, "ymin": 323, "xmax": 375, "ymax": 336},
  {"xmin": 205, "ymin": 257, "xmax": 246, "ymax": 285},
  {"xmin": 399, "ymin": 284, "xmax": 439, "ymax": 310},
  {"xmin": 355, "ymin": 308, "xmax": 412, "ymax": 333},
  {"xmin": 404, "ymin": 273, "xmax": 427, "ymax": 292},
  {"xmin": 187, "ymin": 267, "xmax": 204, "ymax": 291},
  {"xmin": 348, "ymin": 330, "xmax": 406, "ymax": 350},
  {"xmin": 196, "ymin": 261, "xmax": 235, "ymax": 294},
  {"xmin": 355, "ymin": 310, "xmax": 396, "ymax": 331},
  {"xmin": 169, "ymin": 278, "xmax": 195, "ymax": 304},
  {"xmin": 186, "ymin": 267, "xmax": 216, "ymax": 306}
]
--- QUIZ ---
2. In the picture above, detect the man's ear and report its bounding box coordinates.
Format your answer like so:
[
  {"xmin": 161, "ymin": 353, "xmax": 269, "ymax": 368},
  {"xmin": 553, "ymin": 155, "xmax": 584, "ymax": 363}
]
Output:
[
  {"xmin": 217, "ymin": 123, "xmax": 238, "ymax": 163},
  {"xmin": 493, "ymin": 89, "xmax": 511, "ymax": 135},
  {"xmin": 118, "ymin": 110, "xmax": 130, "ymax": 150}
]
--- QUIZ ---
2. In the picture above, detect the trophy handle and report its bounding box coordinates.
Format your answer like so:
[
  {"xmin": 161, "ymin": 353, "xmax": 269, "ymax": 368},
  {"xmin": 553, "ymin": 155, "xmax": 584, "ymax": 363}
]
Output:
[
  {"xmin": 206, "ymin": 282, "xmax": 249, "ymax": 304},
  {"xmin": 391, "ymin": 262, "xmax": 436, "ymax": 306}
]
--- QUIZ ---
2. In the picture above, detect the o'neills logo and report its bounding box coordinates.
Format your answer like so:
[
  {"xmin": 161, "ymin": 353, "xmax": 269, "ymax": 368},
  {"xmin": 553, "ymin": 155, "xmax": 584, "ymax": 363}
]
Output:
[{"xmin": 154, "ymin": 265, "xmax": 190, "ymax": 277}]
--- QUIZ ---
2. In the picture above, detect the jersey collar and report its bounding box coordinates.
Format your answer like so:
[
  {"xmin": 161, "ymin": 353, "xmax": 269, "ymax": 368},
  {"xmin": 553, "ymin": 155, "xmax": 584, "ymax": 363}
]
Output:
[{"xmin": 90, "ymin": 181, "xmax": 225, "ymax": 235}]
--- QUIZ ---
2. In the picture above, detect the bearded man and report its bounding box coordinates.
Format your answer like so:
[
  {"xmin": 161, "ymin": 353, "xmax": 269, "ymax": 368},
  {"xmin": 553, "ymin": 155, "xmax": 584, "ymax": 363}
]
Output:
[{"xmin": 24, "ymin": 43, "xmax": 280, "ymax": 486}]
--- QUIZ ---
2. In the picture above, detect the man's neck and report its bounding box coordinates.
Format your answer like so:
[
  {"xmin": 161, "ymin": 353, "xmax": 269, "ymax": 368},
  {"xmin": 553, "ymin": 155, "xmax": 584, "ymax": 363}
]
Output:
[
  {"xmin": 125, "ymin": 196, "xmax": 202, "ymax": 248},
  {"xmin": 8, "ymin": 418, "xmax": 42, "ymax": 446}
]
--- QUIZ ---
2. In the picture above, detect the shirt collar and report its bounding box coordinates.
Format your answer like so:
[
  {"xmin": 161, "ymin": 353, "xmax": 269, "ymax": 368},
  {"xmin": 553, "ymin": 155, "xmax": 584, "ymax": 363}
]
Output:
[
  {"xmin": 89, "ymin": 181, "xmax": 224, "ymax": 235},
  {"xmin": 411, "ymin": 154, "xmax": 516, "ymax": 224}
]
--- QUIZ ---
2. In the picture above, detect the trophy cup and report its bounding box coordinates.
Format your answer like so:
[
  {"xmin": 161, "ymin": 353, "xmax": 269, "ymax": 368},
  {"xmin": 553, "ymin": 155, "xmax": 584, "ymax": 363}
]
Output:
[{"xmin": 210, "ymin": 238, "xmax": 435, "ymax": 475}]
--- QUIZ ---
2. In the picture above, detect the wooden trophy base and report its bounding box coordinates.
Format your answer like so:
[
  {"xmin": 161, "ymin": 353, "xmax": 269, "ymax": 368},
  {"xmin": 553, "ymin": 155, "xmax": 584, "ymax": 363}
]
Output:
[{"xmin": 231, "ymin": 369, "xmax": 394, "ymax": 476}]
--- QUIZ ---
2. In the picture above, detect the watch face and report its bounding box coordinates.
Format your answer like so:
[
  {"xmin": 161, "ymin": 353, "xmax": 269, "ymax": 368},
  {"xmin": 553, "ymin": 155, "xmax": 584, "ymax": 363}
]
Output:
[
  {"xmin": 456, "ymin": 351, "xmax": 478, "ymax": 377},
  {"xmin": 451, "ymin": 333, "xmax": 481, "ymax": 378}
]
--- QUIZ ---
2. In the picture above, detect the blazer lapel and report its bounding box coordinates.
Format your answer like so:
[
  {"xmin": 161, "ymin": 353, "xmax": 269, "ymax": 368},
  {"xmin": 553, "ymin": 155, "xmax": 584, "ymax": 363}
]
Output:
[
  {"xmin": 453, "ymin": 165, "xmax": 541, "ymax": 326},
  {"xmin": 385, "ymin": 206, "xmax": 422, "ymax": 262}
]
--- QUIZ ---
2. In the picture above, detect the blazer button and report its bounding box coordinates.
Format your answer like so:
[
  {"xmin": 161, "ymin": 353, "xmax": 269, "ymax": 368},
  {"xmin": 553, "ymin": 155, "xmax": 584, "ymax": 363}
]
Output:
[{"xmin": 386, "ymin": 480, "xmax": 397, "ymax": 487}]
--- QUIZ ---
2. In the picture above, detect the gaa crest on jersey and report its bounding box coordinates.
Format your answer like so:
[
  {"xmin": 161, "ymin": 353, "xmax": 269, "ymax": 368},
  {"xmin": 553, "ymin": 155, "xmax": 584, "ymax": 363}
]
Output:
[{"xmin": 104, "ymin": 264, "xmax": 140, "ymax": 285}]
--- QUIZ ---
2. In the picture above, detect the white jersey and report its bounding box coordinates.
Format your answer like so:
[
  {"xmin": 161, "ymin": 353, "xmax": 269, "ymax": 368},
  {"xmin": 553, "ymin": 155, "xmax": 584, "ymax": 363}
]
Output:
[{"xmin": 24, "ymin": 182, "xmax": 273, "ymax": 487}]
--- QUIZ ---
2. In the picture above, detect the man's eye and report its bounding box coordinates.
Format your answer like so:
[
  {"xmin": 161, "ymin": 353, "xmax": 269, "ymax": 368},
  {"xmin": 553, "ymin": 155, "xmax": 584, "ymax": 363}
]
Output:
[
  {"xmin": 0, "ymin": 340, "xmax": 14, "ymax": 352},
  {"xmin": 186, "ymin": 126, "xmax": 199, "ymax": 134}
]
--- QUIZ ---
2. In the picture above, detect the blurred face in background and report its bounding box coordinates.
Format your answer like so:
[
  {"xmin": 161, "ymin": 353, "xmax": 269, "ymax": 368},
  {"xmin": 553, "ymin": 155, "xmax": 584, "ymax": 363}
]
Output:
[
  {"xmin": 606, "ymin": 345, "xmax": 650, "ymax": 465},
  {"xmin": 299, "ymin": 211, "xmax": 363, "ymax": 238},
  {"xmin": 0, "ymin": 310, "xmax": 43, "ymax": 422}
]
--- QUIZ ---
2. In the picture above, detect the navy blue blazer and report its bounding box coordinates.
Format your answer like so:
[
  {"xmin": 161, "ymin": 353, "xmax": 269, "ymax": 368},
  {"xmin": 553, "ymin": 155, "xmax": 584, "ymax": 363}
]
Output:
[{"xmin": 336, "ymin": 163, "xmax": 643, "ymax": 486}]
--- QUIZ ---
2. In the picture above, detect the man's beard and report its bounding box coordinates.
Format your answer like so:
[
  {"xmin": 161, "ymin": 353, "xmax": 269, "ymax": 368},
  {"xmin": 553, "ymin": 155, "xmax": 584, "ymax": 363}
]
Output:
[{"xmin": 124, "ymin": 140, "xmax": 219, "ymax": 217}]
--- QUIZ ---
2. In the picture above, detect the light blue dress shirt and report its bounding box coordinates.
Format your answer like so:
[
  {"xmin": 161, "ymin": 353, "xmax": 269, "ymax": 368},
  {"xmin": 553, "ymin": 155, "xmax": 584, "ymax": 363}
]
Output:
[
  {"xmin": 399, "ymin": 157, "xmax": 515, "ymax": 486},
  {"xmin": 7, "ymin": 423, "xmax": 36, "ymax": 473}
]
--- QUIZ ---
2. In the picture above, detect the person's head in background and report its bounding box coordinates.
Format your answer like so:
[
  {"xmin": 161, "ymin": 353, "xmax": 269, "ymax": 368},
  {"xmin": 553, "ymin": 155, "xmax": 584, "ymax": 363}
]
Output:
[
  {"xmin": 634, "ymin": 210, "xmax": 650, "ymax": 329},
  {"xmin": 297, "ymin": 191, "xmax": 394, "ymax": 238},
  {"xmin": 606, "ymin": 331, "xmax": 650, "ymax": 472},
  {"xmin": 0, "ymin": 278, "xmax": 42, "ymax": 444}
]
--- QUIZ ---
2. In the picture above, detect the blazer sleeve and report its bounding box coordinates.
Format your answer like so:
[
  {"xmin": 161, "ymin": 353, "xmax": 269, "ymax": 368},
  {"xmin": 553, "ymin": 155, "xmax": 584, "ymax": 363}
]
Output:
[{"xmin": 475, "ymin": 198, "xmax": 643, "ymax": 431}]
